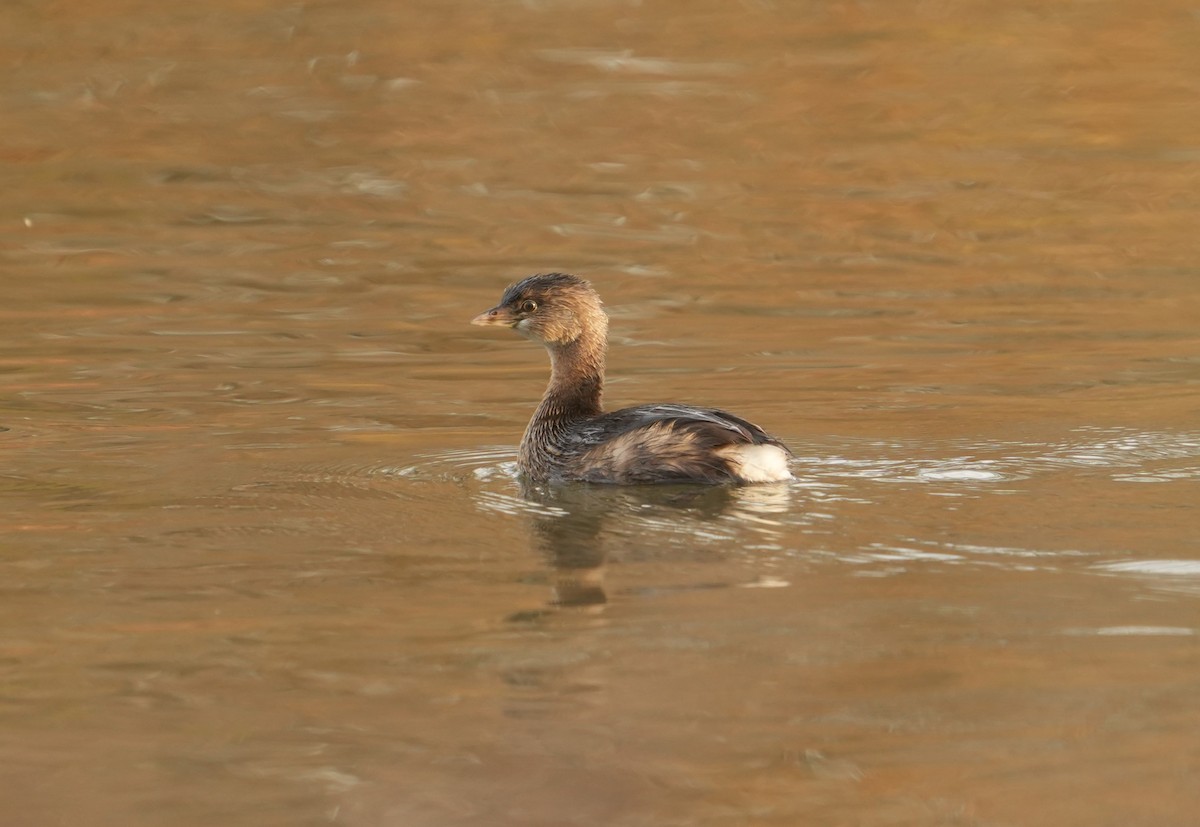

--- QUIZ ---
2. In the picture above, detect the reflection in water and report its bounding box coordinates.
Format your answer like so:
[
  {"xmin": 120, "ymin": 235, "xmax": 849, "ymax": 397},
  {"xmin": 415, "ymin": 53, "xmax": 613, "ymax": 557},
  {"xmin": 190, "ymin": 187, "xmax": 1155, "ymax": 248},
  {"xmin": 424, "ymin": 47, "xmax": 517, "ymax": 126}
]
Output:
[
  {"xmin": 522, "ymin": 482, "xmax": 612, "ymax": 609},
  {"xmin": 516, "ymin": 480, "xmax": 792, "ymax": 610}
]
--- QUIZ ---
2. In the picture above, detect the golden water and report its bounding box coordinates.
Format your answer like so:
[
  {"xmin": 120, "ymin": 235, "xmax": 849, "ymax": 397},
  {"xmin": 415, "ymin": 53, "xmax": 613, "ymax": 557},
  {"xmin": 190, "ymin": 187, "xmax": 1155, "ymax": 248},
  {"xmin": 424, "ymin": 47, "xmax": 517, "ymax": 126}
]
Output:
[{"xmin": 3, "ymin": 1, "xmax": 1199, "ymax": 825}]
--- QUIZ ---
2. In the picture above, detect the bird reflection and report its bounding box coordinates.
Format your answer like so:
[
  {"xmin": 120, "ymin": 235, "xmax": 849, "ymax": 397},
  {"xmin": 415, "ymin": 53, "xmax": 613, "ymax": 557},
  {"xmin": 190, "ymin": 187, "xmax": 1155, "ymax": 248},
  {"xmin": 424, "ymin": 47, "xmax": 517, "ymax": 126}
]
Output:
[{"xmin": 515, "ymin": 480, "xmax": 789, "ymax": 612}]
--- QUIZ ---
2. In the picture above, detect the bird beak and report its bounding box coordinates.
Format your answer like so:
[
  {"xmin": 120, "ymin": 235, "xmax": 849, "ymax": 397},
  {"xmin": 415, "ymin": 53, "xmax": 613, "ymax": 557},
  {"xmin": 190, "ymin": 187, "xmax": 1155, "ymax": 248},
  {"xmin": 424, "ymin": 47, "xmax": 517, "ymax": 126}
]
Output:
[{"xmin": 471, "ymin": 305, "xmax": 518, "ymax": 327}]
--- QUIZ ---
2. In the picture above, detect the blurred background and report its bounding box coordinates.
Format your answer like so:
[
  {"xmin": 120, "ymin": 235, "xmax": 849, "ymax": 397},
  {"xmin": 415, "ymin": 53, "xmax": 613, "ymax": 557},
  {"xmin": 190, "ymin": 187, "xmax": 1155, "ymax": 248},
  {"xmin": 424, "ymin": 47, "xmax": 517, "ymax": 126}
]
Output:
[{"xmin": 2, "ymin": 1, "xmax": 1198, "ymax": 825}]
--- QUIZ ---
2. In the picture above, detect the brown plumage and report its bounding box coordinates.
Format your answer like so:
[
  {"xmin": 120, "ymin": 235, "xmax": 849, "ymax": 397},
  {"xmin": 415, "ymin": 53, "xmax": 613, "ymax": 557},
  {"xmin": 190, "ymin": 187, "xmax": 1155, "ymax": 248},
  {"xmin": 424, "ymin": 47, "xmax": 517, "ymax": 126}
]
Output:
[{"xmin": 472, "ymin": 273, "xmax": 792, "ymax": 485}]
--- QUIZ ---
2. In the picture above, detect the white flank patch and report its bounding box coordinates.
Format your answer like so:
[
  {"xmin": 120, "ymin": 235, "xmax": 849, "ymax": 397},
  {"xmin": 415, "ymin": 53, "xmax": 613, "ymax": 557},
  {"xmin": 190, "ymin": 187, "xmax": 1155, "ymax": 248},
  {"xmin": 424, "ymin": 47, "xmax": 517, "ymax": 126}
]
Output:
[{"xmin": 719, "ymin": 444, "xmax": 793, "ymax": 483}]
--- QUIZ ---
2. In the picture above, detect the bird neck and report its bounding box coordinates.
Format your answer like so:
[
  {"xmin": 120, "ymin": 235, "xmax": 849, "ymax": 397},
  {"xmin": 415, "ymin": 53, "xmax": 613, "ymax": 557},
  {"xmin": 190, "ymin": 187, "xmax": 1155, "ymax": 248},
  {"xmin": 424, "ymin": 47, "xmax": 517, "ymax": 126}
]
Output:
[
  {"xmin": 518, "ymin": 322, "xmax": 606, "ymax": 478},
  {"xmin": 538, "ymin": 329, "xmax": 606, "ymax": 422}
]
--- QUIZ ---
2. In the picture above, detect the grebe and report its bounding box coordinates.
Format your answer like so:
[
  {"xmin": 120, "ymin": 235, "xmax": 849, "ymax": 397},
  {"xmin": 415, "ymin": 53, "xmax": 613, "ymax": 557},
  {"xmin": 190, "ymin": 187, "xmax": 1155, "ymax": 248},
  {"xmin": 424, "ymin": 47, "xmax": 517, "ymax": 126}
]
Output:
[{"xmin": 472, "ymin": 273, "xmax": 792, "ymax": 484}]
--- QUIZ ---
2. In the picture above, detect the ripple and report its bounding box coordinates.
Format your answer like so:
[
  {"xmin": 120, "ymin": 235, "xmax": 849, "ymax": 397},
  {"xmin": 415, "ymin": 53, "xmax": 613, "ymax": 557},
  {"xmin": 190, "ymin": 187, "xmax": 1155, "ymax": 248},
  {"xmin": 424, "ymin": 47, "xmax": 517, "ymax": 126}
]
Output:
[
  {"xmin": 475, "ymin": 491, "xmax": 567, "ymax": 519},
  {"xmin": 853, "ymin": 543, "xmax": 964, "ymax": 563},
  {"xmin": 916, "ymin": 468, "xmax": 1007, "ymax": 482},
  {"xmin": 942, "ymin": 542, "xmax": 1091, "ymax": 560},
  {"xmin": 798, "ymin": 427, "xmax": 1200, "ymax": 488},
  {"xmin": 1112, "ymin": 465, "xmax": 1200, "ymax": 483},
  {"xmin": 388, "ymin": 446, "xmax": 518, "ymax": 481},
  {"xmin": 802, "ymin": 454, "xmax": 1026, "ymax": 485},
  {"xmin": 1034, "ymin": 428, "xmax": 1200, "ymax": 469},
  {"xmin": 1063, "ymin": 626, "xmax": 1196, "ymax": 637},
  {"xmin": 1095, "ymin": 559, "xmax": 1200, "ymax": 576},
  {"xmin": 737, "ymin": 576, "xmax": 790, "ymax": 589},
  {"xmin": 537, "ymin": 48, "xmax": 743, "ymax": 76}
]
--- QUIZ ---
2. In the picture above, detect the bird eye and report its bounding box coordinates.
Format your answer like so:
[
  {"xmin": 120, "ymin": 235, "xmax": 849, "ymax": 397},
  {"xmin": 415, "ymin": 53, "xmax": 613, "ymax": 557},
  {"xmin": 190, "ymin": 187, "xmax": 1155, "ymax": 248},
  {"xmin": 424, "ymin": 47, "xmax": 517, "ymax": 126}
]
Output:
[{"xmin": 520, "ymin": 299, "xmax": 538, "ymax": 313}]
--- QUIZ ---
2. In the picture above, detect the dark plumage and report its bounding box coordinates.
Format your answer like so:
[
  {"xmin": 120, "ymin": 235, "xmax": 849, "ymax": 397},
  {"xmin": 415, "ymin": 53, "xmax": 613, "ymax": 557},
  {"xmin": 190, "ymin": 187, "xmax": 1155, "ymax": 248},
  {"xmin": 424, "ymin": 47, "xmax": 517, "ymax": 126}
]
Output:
[{"xmin": 472, "ymin": 273, "xmax": 792, "ymax": 485}]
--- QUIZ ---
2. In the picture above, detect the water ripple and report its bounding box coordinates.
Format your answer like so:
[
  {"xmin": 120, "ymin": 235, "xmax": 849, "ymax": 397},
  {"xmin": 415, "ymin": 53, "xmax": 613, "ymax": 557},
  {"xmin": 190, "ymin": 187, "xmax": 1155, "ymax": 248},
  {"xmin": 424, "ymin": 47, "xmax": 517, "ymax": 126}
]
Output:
[
  {"xmin": 389, "ymin": 446, "xmax": 518, "ymax": 482},
  {"xmin": 1095, "ymin": 560, "xmax": 1200, "ymax": 576},
  {"xmin": 1063, "ymin": 626, "xmax": 1196, "ymax": 637},
  {"xmin": 802, "ymin": 427, "xmax": 1200, "ymax": 487}
]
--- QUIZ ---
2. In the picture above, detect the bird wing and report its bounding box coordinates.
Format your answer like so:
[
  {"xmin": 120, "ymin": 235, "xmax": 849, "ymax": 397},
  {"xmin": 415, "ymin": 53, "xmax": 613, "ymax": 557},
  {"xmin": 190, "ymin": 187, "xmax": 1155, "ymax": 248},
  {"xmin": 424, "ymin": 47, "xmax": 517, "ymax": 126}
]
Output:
[
  {"xmin": 576, "ymin": 403, "xmax": 788, "ymax": 449},
  {"xmin": 562, "ymin": 404, "xmax": 790, "ymax": 484}
]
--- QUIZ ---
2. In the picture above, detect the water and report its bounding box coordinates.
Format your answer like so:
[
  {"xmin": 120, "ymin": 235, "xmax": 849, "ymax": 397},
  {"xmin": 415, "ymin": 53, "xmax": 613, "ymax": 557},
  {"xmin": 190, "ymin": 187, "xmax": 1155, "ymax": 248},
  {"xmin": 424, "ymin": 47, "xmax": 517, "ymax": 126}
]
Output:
[{"xmin": 3, "ymin": 1, "xmax": 1199, "ymax": 825}]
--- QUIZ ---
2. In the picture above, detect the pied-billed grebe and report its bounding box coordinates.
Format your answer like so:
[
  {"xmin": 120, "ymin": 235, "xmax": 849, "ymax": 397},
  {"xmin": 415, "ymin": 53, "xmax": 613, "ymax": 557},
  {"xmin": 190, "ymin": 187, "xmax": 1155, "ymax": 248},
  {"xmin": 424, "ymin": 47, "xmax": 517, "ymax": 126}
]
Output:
[{"xmin": 472, "ymin": 273, "xmax": 792, "ymax": 484}]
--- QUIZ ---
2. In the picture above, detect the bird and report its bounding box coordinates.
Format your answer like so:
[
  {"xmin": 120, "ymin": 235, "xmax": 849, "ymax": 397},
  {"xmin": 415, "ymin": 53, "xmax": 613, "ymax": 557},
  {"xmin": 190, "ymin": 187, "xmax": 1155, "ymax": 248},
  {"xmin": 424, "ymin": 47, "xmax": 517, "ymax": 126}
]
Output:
[{"xmin": 471, "ymin": 273, "xmax": 792, "ymax": 485}]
